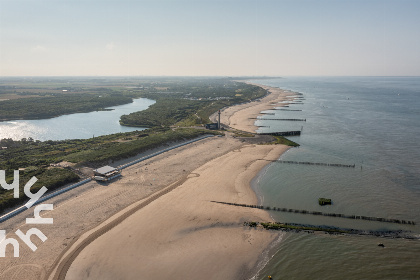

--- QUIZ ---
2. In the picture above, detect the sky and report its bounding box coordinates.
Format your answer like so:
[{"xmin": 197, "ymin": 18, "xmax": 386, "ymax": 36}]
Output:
[{"xmin": 0, "ymin": 0, "xmax": 419, "ymax": 76}]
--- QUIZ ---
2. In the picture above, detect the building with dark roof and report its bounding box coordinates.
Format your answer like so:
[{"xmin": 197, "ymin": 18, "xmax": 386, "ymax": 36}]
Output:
[{"xmin": 93, "ymin": 165, "xmax": 121, "ymax": 181}]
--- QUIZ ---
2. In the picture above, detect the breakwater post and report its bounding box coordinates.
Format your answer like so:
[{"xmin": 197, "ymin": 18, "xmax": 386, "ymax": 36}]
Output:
[
  {"xmin": 244, "ymin": 221, "xmax": 417, "ymax": 239},
  {"xmin": 258, "ymin": 131, "xmax": 301, "ymax": 136},
  {"xmin": 275, "ymin": 160, "xmax": 355, "ymax": 168},
  {"xmin": 274, "ymin": 109, "xmax": 302, "ymax": 111},
  {"xmin": 250, "ymin": 118, "xmax": 306, "ymax": 121},
  {"xmin": 210, "ymin": 201, "xmax": 416, "ymax": 225}
]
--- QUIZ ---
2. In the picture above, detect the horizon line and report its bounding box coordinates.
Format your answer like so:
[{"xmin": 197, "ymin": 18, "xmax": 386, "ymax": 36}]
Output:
[{"xmin": 1, "ymin": 75, "xmax": 419, "ymax": 78}]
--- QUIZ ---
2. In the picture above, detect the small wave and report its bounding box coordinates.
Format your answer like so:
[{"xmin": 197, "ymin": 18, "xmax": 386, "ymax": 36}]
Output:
[{"xmin": 248, "ymin": 232, "xmax": 286, "ymax": 280}]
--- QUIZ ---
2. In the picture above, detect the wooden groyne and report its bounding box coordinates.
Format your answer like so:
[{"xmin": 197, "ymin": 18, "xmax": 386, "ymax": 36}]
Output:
[
  {"xmin": 251, "ymin": 118, "xmax": 306, "ymax": 121},
  {"xmin": 275, "ymin": 160, "xmax": 355, "ymax": 168},
  {"xmin": 211, "ymin": 201, "xmax": 416, "ymax": 225},
  {"xmin": 274, "ymin": 109, "xmax": 302, "ymax": 111},
  {"xmin": 258, "ymin": 131, "xmax": 301, "ymax": 136},
  {"xmin": 245, "ymin": 222, "xmax": 417, "ymax": 239}
]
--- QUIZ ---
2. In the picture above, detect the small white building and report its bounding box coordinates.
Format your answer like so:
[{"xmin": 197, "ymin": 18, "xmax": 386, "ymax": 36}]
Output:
[{"xmin": 93, "ymin": 165, "xmax": 121, "ymax": 181}]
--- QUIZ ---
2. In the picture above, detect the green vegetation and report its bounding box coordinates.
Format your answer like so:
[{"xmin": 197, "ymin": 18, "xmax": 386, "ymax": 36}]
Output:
[
  {"xmin": 0, "ymin": 128, "xmax": 220, "ymax": 168},
  {"xmin": 270, "ymin": 136, "xmax": 300, "ymax": 147},
  {"xmin": 231, "ymin": 130, "xmax": 255, "ymax": 138},
  {"xmin": 319, "ymin": 198, "xmax": 332, "ymax": 206},
  {"xmin": 260, "ymin": 222, "xmax": 348, "ymax": 234},
  {"xmin": 63, "ymin": 128, "xmax": 221, "ymax": 165},
  {"xmin": 0, "ymin": 77, "xmax": 267, "ymax": 125},
  {"xmin": 119, "ymin": 79, "xmax": 267, "ymax": 128},
  {"xmin": 244, "ymin": 221, "xmax": 415, "ymax": 239},
  {"xmin": 0, "ymin": 168, "xmax": 79, "ymax": 213},
  {"xmin": 0, "ymin": 77, "xmax": 149, "ymax": 121},
  {"xmin": 120, "ymin": 99, "xmax": 203, "ymax": 127},
  {"xmin": 0, "ymin": 127, "xmax": 221, "ymax": 212},
  {"xmin": 243, "ymin": 221, "xmax": 258, "ymax": 227},
  {"xmin": 0, "ymin": 77, "xmax": 267, "ymax": 213},
  {"xmin": 0, "ymin": 94, "xmax": 132, "ymax": 121}
]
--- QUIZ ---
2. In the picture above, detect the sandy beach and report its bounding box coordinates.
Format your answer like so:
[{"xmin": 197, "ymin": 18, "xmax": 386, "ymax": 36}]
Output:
[
  {"xmin": 0, "ymin": 83, "xmax": 292, "ymax": 280},
  {"xmin": 213, "ymin": 82, "xmax": 295, "ymax": 133},
  {"xmin": 64, "ymin": 144, "xmax": 289, "ymax": 280}
]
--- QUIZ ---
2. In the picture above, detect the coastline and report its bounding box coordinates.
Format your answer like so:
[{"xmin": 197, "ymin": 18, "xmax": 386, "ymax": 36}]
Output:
[
  {"xmin": 0, "ymin": 83, "xmax": 293, "ymax": 280},
  {"xmin": 62, "ymin": 82, "xmax": 294, "ymax": 280},
  {"xmin": 214, "ymin": 82, "xmax": 295, "ymax": 133}
]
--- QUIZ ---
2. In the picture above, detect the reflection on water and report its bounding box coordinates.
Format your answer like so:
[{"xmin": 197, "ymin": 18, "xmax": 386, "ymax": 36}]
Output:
[
  {"xmin": 0, "ymin": 98, "xmax": 155, "ymax": 141},
  {"xmin": 251, "ymin": 77, "xmax": 420, "ymax": 280}
]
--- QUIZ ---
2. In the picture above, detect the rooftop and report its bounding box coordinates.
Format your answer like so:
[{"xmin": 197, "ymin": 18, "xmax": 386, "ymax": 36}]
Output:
[{"xmin": 94, "ymin": 165, "xmax": 117, "ymax": 175}]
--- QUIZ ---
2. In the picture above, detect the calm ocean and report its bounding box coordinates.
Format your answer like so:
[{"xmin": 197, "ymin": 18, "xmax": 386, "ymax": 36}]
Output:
[{"xmin": 250, "ymin": 77, "xmax": 420, "ymax": 280}]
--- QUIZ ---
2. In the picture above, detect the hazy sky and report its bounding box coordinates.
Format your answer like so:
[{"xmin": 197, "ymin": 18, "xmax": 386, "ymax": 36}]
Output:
[{"xmin": 1, "ymin": 0, "xmax": 419, "ymax": 76}]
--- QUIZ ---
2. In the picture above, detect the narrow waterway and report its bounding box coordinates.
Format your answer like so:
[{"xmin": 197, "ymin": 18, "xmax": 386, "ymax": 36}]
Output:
[{"xmin": 0, "ymin": 98, "xmax": 155, "ymax": 141}]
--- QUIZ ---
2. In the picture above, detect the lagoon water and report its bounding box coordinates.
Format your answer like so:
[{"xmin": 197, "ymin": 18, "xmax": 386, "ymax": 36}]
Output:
[
  {"xmin": 251, "ymin": 77, "xmax": 420, "ymax": 279},
  {"xmin": 0, "ymin": 98, "xmax": 155, "ymax": 141}
]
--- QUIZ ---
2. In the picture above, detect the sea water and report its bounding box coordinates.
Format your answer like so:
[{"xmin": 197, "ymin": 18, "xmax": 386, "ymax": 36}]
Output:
[
  {"xmin": 251, "ymin": 77, "xmax": 420, "ymax": 279},
  {"xmin": 0, "ymin": 98, "xmax": 155, "ymax": 141}
]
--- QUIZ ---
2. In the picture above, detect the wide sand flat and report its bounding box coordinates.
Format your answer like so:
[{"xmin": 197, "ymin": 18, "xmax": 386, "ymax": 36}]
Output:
[{"xmin": 64, "ymin": 144, "xmax": 288, "ymax": 280}]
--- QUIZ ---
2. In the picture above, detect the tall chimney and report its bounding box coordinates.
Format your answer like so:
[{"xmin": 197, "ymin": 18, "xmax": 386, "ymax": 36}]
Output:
[{"xmin": 218, "ymin": 110, "xmax": 221, "ymax": 130}]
